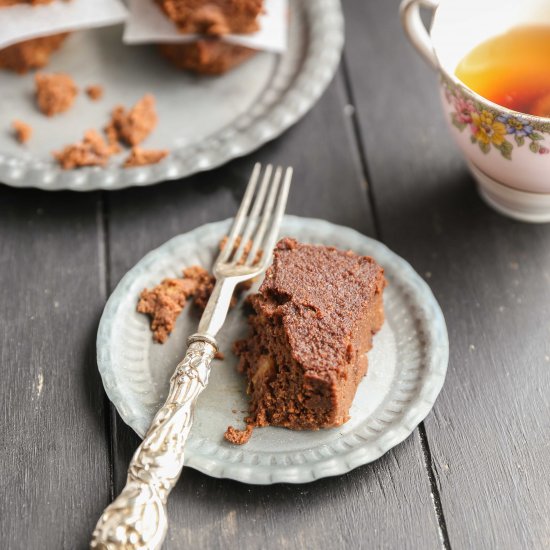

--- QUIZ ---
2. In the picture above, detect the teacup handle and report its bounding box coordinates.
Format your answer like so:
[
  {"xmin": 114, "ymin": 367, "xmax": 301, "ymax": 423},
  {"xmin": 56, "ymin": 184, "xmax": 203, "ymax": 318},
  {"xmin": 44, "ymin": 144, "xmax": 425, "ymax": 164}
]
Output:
[{"xmin": 400, "ymin": 0, "xmax": 439, "ymax": 69}]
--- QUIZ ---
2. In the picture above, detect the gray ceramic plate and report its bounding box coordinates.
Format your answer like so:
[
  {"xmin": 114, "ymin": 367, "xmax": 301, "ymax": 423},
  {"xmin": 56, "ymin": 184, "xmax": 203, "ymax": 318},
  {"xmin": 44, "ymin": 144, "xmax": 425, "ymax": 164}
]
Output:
[
  {"xmin": 97, "ymin": 216, "xmax": 449, "ymax": 485},
  {"xmin": 0, "ymin": 0, "xmax": 343, "ymax": 191}
]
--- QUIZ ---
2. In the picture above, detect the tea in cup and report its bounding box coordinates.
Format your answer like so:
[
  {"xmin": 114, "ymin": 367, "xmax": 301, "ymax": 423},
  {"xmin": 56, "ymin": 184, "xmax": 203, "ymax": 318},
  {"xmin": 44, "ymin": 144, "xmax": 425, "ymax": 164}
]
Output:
[{"xmin": 401, "ymin": 0, "xmax": 550, "ymax": 223}]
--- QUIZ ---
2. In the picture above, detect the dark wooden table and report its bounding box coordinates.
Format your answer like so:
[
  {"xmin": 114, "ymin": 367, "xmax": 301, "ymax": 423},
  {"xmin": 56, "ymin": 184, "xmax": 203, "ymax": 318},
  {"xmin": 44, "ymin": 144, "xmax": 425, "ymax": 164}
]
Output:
[{"xmin": 2, "ymin": 1, "xmax": 550, "ymax": 548}]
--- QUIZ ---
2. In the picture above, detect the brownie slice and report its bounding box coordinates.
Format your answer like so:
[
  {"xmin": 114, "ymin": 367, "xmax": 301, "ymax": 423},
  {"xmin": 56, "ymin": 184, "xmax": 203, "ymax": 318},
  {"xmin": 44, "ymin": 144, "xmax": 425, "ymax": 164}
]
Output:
[
  {"xmin": 0, "ymin": 0, "xmax": 56, "ymax": 6},
  {"xmin": 0, "ymin": 1, "xmax": 69, "ymax": 73},
  {"xmin": 0, "ymin": 33, "xmax": 69, "ymax": 74},
  {"xmin": 235, "ymin": 238, "xmax": 386, "ymax": 430},
  {"xmin": 156, "ymin": 0, "xmax": 263, "ymax": 36},
  {"xmin": 158, "ymin": 40, "xmax": 255, "ymax": 75}
]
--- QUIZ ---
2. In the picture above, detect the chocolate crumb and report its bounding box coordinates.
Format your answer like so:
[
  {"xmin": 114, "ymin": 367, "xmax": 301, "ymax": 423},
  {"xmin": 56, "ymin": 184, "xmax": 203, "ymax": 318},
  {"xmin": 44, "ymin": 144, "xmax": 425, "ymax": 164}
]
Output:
[
  {"xmin": 35, "ymin": 72, "xmax": 78, "ymax": 116},
  {"xmin": 192, "ymin": 237, "xmax": 259, "ymax": 312},
  {"xmin": 105, "ymin": 94, "xmax": 157, "ymax": 147},
  {"xmin": 224, "ymin": 424, "xmax": 254, "ymax": 445},
  {"xmin": 214, "ymin": 350, "xmax": 225, "ymax": 360},
  {"xmin": 12, "ymin": 119, "xmax": 32, "ymax": 144},
  {"xmin": 123, "ymin": 147, "xmax": 168, "ymax": 168},
  {"xmin": 53, "ymin": 129, "xmax": 112, "ymax": 169},
  {"xmin": 86, "ymin": 84, "xmax": 103, "ymax": 101},
  {"xmin": 137, "ymin": 277, "xmax": 200, "ymax": 343}
]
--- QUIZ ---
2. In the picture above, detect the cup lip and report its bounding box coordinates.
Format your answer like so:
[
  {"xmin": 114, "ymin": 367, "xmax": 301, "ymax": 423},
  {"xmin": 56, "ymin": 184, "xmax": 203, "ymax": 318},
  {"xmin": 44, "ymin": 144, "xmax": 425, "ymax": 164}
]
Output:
[{"xmin": 431, "ymin": 16, "xmax": 550, "ymax": 125}]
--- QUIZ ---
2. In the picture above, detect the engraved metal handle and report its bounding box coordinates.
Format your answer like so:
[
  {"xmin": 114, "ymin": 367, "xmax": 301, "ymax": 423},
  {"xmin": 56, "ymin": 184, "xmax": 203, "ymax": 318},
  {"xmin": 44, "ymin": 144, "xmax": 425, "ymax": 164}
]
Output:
[{"xmin": 90, "ymin": 334, "xmax": 216, "ymax": 550}]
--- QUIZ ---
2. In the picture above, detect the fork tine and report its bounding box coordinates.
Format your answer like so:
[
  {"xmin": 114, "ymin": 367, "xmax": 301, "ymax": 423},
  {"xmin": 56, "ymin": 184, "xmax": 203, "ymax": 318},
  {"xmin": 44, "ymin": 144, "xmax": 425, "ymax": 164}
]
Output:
[
  {"xmin": 217, "ymin": 162, "xmax": 261, "ymax": 264},
  {"xmin": 260, "ymin": 166, "xmax": 293, "ymax": 261},
  {"xmin": 245, "ymin": 166, "xmax": 283, "ymax": 266},
  {"xmin": 231, "ymin": 164, "xmax": 273, "ymax": 265}
]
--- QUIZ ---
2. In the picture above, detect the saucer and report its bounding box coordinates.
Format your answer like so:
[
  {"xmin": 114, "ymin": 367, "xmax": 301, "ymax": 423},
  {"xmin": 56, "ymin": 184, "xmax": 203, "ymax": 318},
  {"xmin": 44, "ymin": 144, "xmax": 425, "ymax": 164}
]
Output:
[{"xmin": 468, "ymin": 161, "xmax": 550, "ymax": 223}]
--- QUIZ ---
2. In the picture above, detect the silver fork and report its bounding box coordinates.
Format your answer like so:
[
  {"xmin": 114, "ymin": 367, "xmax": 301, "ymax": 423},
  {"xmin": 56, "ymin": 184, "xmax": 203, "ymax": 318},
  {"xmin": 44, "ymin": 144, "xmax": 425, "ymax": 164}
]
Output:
[{"xmin": 91, "ymin": 163, "xmax": 293, "ymax": 550}]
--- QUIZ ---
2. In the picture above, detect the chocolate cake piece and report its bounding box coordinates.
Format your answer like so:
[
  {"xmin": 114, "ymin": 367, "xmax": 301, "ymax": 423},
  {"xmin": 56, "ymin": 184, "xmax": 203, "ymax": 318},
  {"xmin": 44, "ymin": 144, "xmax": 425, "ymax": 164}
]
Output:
[
  {"xmin": 235, "ymin": 238, "xmax": 386, "ymax": 430},
  {"xmin": 156, "ymin": 0, "xmax": 263, "ymax": 36},
  {"xmin": 158, "ymin": 40, "xmax": 255, "ymax": 75},
  {"xmin": 0, "ymin": 0, "xmax": 56, "ymax": 6},
  {"xmin": 0, "ymin": 0, "xmax": 70, "ymax": 73},
  {"xmin": 0, "ymin": 33, "xmax": 69, "ymax": 74}
]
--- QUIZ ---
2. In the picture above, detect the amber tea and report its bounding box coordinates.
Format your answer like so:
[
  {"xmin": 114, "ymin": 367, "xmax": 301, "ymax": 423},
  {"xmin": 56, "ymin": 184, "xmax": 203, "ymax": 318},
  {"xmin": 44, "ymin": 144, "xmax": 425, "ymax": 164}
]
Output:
[{"xmin": 455, "ymin": 25, "xmax": 550, "ymax": 117}]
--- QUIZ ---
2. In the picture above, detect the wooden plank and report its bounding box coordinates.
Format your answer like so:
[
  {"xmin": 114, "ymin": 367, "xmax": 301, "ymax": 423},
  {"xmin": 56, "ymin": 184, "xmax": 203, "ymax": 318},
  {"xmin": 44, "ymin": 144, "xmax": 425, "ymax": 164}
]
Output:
[
  {"xmin": 343, "ymin": 0, "xmax": 550, "ymax": 547},
  {"xmin": 0, "ymin": 188, "xmax": 111, "ymax": 549},
  {"xmin": 106, "ymin": 71, "xmax": 442, "ymax": 549}
]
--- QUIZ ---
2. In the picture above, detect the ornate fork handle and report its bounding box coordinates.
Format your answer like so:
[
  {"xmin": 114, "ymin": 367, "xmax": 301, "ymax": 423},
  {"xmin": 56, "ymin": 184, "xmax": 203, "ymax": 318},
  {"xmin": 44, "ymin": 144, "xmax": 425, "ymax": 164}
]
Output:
[{"xmin": 90, "ymin": 335, "xmax": 217, "ymax": 550}]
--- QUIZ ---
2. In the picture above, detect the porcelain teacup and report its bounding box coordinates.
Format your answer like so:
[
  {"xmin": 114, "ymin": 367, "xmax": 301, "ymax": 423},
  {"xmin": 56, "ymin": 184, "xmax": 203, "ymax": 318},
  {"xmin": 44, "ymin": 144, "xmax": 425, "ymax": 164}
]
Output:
[{"xmin": 401, "ymin": 0, "xmax": 550, "ymax": 223}]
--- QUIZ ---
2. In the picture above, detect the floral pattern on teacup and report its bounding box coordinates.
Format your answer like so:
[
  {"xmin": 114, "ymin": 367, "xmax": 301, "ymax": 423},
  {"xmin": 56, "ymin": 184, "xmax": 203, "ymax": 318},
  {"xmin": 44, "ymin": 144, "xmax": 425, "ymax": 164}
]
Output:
[{"xmin": 442, "ymin": 78, "xmax": 550, "ymax": 159}]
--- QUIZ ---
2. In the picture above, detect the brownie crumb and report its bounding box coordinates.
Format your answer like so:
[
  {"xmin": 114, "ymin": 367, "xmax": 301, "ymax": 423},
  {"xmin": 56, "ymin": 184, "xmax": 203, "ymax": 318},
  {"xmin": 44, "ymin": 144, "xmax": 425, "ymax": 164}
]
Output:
[
  {"xmin": 214, "ymin": 350, "xmax": 225, "ymax": 360},
  {"xmin": 53, "ymin": 129, "xmax": 112, "ymax": 169},
  {"xmin": 188, "ymin": 266, "xmax": 216, "ymax": 312},
  {"xmin": 123, "ymin": 147, "xmax": 168, "ymax": 168},
  {"xmin": 104, "ymin": 121, "xmax": 122, "ymax": 155},
  {"xmin": 35, "ymin": 72, "xmax": 78, "ymax": 116},
  {"xmin": 224, "ymin": 424, "xmax": 254, "ymax": 445},
  {"xmin": 192, "ymin": 238, "xmax": 258, "ymax": 312},
  {"xmin": 105, "ymin": 94, "xmax": 157, "ymax": 147},
  {"xmin": 12, "ymin": 119, "xmax": 32, "ymax": 144},
  {"xmin": 138, "ymin": 237, "xmax": 259, "ymax": 344},
  {"xmin": 85, "ymin": 84, "xmax": 103, "ymax": 101},
  {"xmin": 137, "ymin": 277, "xmax": 200, "ymax": 343}
]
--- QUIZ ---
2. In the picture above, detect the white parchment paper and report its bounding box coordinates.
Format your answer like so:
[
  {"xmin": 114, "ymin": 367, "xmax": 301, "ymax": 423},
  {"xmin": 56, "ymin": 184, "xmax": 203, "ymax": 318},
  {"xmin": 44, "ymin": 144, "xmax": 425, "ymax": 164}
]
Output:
[
  {"xmin": 123, "ymin": 0, "xmax": 288, "ymax": 53},
  {"xmin": 0, "ymin": 0, "xmax": 128, "ymax": 49}
]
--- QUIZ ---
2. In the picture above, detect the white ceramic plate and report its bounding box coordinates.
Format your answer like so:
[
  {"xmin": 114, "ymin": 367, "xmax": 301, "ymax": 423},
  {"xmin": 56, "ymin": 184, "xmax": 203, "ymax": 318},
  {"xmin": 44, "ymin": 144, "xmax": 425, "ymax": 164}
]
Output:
[
  {"xmin": 0, "ymin": 0, "xmax": 343, "ymax": 191},
  {"xmin": 97, "ymin": 216, "xmax": 449, "ymax": 485}
]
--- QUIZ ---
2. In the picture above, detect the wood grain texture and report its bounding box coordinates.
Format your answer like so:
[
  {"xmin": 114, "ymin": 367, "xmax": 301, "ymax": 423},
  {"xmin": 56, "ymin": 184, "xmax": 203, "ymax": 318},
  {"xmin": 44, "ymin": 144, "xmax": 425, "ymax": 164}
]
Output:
[
  {"xmin": 0, "ymin": 189, "xmax": 110, "ymax": 550},
  {"xmin": 105, "ymin": 72, "xmax": 443, "ymax": 550},
  {"xmin": 343, "ymin": 0, "xmax": 550, "ymax": 547}
]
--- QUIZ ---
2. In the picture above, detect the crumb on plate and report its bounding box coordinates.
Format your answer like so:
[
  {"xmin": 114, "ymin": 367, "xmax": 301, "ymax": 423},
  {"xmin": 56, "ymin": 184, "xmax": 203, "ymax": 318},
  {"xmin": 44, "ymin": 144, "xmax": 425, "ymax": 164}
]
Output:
[
  {"xmin": 123, "ymin": 147, "xmax": 168, "ymax": 168},
  {"xmin": 223, "ymin": 424, "xmax": 254, "ymax": 445},
  {"xmin": 12, "ymin": 119, "xmax": 32, "ymax": 143},
  {"xmin": 35, "ymin": 72, "xmax": 78, "ymax": 116},
  {"xmin": 53, "ymin": 129, "xmax": 112, "ymax": 169},
  {"xmin": 85, "ymin": 84, "xmax": 103, "ymax": 101},
  {"xmin": 137, "ymin": 275, "xmax": 204, "ymax": 343},
  {"xmin": 105, "ymin": 94, "xmax": 157, "ymax": 147}
]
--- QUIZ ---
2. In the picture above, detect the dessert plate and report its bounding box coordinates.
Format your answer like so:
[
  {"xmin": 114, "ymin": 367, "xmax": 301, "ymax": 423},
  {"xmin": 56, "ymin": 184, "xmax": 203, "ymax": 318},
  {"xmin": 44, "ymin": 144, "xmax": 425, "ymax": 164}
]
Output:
[
  {"xmin": 0, "ymin": 0, "xmax": 343, "ymax": 191},
  {"xmin": 97, "ymin": 216, "xmax": 449, "ymax": 484}
]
